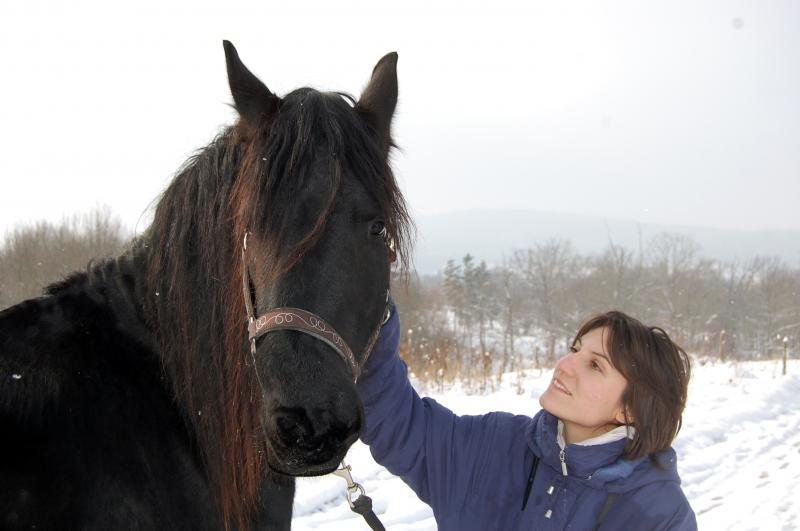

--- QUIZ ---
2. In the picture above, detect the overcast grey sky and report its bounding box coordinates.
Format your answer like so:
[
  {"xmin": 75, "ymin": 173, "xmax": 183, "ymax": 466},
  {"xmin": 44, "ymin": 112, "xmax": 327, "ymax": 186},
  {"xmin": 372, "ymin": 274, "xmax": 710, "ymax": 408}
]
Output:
[{"xmin": 1, "ymin": 0, "xmax": 798, "ymax": 236}]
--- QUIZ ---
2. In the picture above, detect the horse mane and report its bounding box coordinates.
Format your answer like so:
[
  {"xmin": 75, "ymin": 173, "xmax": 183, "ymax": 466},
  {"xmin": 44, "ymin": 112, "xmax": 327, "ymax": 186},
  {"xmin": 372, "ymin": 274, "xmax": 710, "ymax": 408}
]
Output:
[{"xmin": 142, "ymin": 88, "xmax": 412, "ymax": 530}]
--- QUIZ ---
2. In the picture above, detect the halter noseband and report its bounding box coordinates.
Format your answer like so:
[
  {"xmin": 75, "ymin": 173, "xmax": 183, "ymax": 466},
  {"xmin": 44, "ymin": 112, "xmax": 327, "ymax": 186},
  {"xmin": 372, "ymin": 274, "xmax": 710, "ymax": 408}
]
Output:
[{"xmin": 241, "ymin": 232, "xmax": 392, "ymax": 382}]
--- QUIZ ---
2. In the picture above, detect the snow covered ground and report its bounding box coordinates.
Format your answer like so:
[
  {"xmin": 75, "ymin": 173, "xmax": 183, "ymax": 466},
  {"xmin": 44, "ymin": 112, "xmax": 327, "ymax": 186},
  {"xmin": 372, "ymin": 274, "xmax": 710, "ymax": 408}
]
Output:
[{"xmin": 291, "ymin": 359, "xmax": 800, "ymax": 530}]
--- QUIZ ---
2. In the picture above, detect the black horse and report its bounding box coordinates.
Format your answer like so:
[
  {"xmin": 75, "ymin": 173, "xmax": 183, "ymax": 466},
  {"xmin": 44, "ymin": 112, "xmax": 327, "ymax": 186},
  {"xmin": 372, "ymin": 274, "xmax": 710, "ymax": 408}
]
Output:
[{"xmin": 0, "ymin": 41, "xmax": 411, "ymax": 531}]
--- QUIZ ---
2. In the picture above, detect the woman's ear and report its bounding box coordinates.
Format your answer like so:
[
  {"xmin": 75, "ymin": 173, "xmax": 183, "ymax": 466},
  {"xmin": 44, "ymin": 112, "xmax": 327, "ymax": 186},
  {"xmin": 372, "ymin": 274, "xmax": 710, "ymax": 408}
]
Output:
[{"xmin": 614, "ymin": 405, "xmax": 633, "ymax": 426}]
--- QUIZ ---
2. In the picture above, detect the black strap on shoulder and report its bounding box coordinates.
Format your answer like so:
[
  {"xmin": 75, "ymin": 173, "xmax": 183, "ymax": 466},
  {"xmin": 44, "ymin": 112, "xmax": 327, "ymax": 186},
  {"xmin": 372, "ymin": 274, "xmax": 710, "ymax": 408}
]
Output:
[
  {"xmin": 593, "ymin": 493, "xmax": 619, "ymax": 530},
  {"xmin": 521, "ymin": 454, "xmax": 540, "ymax": 511},
  {"xmin": 351, "ymin": 494, "xmax": 386, "ymax": 531}
]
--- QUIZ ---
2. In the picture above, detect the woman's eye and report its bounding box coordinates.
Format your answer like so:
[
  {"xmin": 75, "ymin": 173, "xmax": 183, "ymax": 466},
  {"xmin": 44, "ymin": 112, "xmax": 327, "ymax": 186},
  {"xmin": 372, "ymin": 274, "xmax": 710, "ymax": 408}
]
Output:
[
  {"xmin": 591, "ymin": 360, "xmax": 602, "ymax": 372},
  {"xmin": 370, "ymin": 220, "xmax": 387, "ymax": 238},
  {"xmin": 569, "ymin": 346, "xmax": 579, "ymax": 354}
]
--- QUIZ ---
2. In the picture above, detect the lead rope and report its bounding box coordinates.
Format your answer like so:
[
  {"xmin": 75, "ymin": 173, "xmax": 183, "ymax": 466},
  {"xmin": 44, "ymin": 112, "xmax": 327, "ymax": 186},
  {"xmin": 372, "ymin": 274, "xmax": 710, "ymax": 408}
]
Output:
[{"xmin": 332, "ymin": 462, "xmax": 386, "ymax": 531}]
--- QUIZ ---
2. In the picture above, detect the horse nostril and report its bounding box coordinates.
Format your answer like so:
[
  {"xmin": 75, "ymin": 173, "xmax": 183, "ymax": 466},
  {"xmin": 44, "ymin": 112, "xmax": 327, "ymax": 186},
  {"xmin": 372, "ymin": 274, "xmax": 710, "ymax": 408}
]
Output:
[
  {"xmin": 272, "ymin": 404, "xmax": 361, "ymax": 457},
  {"xmin": 274, "ymin": 410, "xmax": 314, "ymax": 448},
  {"xmin": 331, "ymin": 390, "xmax": 361, "ymax": 434}
]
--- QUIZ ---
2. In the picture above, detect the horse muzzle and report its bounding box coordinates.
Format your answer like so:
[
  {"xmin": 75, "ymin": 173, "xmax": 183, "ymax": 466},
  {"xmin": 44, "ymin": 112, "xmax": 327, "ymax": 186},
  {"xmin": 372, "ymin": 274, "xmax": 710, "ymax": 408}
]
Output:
[{"xmin": 264, "ymin": 403, "xmax": 362, "ymax": 477}]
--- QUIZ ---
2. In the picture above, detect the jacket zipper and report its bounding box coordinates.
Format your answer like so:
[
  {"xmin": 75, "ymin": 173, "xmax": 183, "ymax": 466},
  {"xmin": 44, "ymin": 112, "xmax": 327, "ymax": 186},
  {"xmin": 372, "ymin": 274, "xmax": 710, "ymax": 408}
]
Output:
[{"xmin": 559, "ymin": 449, "xmax": 568, "ymax": 476}]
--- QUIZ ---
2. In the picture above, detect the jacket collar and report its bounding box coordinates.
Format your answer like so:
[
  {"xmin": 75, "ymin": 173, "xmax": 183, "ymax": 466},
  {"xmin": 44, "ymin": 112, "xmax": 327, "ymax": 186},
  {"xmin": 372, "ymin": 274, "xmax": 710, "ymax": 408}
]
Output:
[
  {"xmin": 556, "ymin": 419, "xmax": 635, "ymax": 449},
  {"xmin": 526, "ymin": 410, "xmax": 682, "ymax": 492},
  {"xmin": 527, "ymin": 410, "xmax": 632, "ymax": 480}
]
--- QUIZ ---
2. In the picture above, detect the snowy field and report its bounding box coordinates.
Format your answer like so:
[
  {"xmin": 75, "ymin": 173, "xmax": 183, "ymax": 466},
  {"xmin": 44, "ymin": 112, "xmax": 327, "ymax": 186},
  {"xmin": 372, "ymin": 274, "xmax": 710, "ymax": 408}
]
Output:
[{"xmin": 291, "ymin": 359, "xmax": 800, "ymax": 530}]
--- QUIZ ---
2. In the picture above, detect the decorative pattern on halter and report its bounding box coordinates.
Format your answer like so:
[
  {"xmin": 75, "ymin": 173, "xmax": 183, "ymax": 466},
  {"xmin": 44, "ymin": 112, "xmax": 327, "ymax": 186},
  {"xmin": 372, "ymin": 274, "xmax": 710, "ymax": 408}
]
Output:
[{"xmin": 248, "ymin": 308, "xmax": 359, "ymax": 379}]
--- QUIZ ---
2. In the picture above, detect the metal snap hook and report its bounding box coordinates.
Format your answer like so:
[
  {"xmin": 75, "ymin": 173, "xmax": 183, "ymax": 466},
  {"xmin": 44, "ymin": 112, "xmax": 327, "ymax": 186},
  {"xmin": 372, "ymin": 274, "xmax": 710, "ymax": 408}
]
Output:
[{"xmin": 332, "ymin": 462, "xmax": 366, "ymax": 509}]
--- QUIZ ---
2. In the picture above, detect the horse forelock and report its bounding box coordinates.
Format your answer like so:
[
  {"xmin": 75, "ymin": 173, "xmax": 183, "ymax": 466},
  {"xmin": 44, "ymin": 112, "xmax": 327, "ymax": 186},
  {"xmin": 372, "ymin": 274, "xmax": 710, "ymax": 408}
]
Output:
[{"xmin": 233, "ymin": 88, "xmax": 414, "ymax": 275}]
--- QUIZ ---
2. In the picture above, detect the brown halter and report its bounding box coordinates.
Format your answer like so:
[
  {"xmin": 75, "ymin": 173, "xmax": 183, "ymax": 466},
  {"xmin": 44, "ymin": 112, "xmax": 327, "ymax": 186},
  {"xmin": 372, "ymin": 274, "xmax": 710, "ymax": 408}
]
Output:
[{"xmin": 241, "ymin": 232, "xmax": 394, "ymax": 382}]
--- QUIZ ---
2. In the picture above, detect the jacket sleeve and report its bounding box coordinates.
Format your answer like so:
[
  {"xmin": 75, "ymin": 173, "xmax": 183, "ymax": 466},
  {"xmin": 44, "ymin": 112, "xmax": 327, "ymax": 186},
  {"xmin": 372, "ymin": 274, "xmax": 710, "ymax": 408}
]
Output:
[
  {"xmin": 357, "ymin": 303, "xmax": 526, "ymax": 514},
  {"xmin": 661, "ymin": 495, "xmax": 697, "ymax": 531}
]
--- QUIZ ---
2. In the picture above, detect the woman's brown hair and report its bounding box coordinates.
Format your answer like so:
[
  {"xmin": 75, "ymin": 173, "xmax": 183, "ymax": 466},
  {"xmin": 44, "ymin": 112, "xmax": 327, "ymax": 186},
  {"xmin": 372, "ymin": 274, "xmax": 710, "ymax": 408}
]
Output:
[{"xmin": 573, "ymin": 311, "xmax": 691, "ymax": 462}]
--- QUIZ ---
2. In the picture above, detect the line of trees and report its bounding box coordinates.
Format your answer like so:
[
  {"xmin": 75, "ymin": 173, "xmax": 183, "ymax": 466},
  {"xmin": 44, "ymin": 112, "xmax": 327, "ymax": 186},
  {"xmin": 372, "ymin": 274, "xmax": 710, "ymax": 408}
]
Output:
[
  {"xmin": 3, "ymin": 212, "xmax": 797, "ymax": 392},
  {"xmin": 0, "ymin": 207, "xmax": 129, "ymax": 309},
  {"xmin": 393, "ymin": 234, "xmax": 800, "ymax": 391}
]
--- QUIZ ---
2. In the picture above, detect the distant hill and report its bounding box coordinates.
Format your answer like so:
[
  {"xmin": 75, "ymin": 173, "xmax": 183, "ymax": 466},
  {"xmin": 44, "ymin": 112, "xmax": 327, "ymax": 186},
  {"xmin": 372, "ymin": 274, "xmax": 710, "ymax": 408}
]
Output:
[{"xmin": 412, "ymin": 209, "xmax": 800, "ymax": 274}]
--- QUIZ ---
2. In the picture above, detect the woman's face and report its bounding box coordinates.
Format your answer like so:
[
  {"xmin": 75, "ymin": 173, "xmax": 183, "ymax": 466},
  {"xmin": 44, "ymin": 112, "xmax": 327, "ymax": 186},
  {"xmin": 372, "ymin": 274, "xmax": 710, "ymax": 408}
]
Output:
[{"xmin": 539, "ymin": 326, "xmax": 629, "ymax": 444}]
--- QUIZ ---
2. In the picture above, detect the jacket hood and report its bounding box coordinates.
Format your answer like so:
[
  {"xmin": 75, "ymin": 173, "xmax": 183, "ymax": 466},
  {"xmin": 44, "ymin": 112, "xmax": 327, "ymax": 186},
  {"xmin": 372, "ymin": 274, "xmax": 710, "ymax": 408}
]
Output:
[{"xmin": 525, "ymin": 410, "xmax": 682, "ymax": 494}]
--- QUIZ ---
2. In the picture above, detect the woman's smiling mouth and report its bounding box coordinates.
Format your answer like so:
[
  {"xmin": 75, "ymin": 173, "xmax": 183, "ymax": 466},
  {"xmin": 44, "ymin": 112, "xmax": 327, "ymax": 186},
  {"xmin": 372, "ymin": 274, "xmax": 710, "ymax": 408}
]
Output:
[{"xmin": 553, "ymin": 378, "xmax": 572, "ymax": 396}]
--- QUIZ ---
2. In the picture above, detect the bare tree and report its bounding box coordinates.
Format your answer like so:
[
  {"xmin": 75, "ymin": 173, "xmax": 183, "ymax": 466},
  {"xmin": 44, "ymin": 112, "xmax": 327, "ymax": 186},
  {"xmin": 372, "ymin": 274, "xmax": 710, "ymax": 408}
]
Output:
[
  {"xmin": 513, "ymin": 239, "xmax": 578, "ymax": 363},
  {"xmin": 0, "ymin": 207, "xmax": 129, "ymax": 309},
  {"xmin": 496, "ymin": 260, "xmax": 525, "ymax": 376},
  {"xmin": 646, "ymin": 233, "xmax": 702, "ymax": 340},
  {"xmin": 708, "ymin": 258, "xmax": 760, "ymax": 361},
  {"xmin": 752, "ymin": 257, "xmax": 800, "ymax": 359},
  {"xmin": 576, "ymin": 240, "xmax": 648, "ymax": 318}
]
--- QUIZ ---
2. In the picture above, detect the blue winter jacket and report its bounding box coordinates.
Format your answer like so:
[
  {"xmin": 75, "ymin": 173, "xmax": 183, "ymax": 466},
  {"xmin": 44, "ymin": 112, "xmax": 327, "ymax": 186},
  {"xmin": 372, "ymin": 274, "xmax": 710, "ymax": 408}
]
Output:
[{"xmin": 357, "ymin": 304, "xmax": 697, "ymax": 530}]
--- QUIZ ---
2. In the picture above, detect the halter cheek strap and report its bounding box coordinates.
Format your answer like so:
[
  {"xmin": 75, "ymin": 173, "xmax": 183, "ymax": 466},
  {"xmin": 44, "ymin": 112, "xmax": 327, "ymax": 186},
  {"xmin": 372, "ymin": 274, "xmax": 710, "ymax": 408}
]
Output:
[{"xmin": 241, "ymin": 233, "xmax": 391, "ymax": 382}]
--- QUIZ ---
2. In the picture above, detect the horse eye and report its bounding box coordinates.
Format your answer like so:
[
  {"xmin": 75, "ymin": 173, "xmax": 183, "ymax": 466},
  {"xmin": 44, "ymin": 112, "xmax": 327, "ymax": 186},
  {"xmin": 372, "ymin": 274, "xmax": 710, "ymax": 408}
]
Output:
[{"xmin": 370, "ymin": 220, "xmax": 386, "ymax": 238}]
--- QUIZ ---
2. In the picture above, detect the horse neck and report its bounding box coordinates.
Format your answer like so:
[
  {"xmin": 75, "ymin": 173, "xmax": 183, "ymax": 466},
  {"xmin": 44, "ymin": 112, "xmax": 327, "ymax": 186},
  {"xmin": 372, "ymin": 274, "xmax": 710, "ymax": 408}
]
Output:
[
  {"xmin": 38, "ymin": 252, "xmax": 154, "ymax": 346},
  {"xmin": 0, "ymin": 252, "xmax": 158, "ymax": 427},
  {"xmin": 94, "ymin": 250, "xmax": 154, "ymax": 345}
]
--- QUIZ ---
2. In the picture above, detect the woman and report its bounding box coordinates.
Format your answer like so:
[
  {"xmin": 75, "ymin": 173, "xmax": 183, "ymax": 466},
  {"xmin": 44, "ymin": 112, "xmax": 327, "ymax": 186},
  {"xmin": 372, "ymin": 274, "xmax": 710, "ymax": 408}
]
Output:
[{"xmin": 357, "ymin": 304, "xmax": 696, "ymax": 530}]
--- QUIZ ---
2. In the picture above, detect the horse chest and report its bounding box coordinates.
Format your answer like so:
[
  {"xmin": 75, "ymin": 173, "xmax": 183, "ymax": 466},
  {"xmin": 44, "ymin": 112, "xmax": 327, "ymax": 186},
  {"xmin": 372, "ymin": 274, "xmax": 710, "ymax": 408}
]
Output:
[{"xmin": 1, "ymin": 365, "xmax": 219, "ymax": 530}]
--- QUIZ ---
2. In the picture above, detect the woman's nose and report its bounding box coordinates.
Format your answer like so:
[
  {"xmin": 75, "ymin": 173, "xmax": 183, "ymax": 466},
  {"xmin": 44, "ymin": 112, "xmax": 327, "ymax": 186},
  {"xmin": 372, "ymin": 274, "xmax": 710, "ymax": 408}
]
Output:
[{"xmin": 555, "ymin": 354, "xmax": 575, "ymax": 375}]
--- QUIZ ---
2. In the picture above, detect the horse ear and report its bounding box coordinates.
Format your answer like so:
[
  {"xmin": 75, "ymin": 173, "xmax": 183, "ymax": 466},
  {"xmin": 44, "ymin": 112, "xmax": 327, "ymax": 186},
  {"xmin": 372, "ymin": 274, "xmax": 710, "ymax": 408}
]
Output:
[
  {"xmin": 223, "ymin": 40, "xmax": 280, "ymax": 127},
  {"xmin": 356, "ymin": 52, "xmax": 398, "ymax": 155}
]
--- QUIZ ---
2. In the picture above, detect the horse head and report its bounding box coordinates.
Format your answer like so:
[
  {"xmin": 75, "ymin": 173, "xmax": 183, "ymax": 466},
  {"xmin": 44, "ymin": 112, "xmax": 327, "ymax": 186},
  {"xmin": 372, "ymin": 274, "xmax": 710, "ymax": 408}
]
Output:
[{"xmin": 224, "ymin": 41, "xmax": 410, "ymax": 477}]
